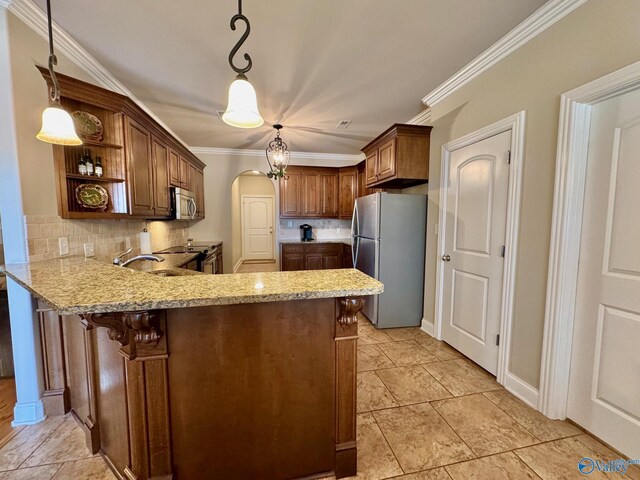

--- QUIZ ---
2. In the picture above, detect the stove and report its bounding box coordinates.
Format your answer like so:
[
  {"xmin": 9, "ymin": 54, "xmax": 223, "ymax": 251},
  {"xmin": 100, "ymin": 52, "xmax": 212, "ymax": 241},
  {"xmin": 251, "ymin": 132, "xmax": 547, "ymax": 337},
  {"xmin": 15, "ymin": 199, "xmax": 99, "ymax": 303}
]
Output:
[
  {"xmin": 155, "ymin": 241, "xmax": 223, "ymax": 273},
  {"xmin": 155, "ymin": 241, "xmax": 222, "ymax": 255}
]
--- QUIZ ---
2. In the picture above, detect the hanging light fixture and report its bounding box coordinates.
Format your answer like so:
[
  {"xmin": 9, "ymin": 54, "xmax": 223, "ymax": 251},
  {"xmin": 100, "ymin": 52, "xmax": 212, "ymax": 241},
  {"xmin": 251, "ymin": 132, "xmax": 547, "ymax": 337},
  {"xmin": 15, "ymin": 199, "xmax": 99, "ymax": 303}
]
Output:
[
  {"xmin": 221, "ymin": 0, "xmax": 264, "ymax": 129},
  {"xmin": 265, "ymin": 124, "xmax": 290, "ymax": 179},
  {"xmin": 36, "ymin": 0, "xmax": 82, "ymax": 145}
]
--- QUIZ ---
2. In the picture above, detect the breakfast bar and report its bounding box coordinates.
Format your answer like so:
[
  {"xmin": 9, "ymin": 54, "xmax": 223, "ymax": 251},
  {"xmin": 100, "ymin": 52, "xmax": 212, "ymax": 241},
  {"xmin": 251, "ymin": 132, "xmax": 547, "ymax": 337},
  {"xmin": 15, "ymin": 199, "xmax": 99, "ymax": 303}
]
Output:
[{"xmin": 1, "ymin": 258, "xmax": 383, "ymax": 480}]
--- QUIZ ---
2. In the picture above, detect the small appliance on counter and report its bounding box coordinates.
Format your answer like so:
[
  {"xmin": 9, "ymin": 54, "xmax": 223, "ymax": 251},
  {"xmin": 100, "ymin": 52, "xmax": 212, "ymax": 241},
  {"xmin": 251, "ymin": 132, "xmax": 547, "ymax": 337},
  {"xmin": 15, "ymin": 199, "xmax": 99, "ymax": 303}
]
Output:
[
  {"xmin": 300, "ymin": 224, "xmax": 313, "ymax": 241},
  {"xmin": 155, "ymin": 240, "xmax": 223, "ymax": 274}
]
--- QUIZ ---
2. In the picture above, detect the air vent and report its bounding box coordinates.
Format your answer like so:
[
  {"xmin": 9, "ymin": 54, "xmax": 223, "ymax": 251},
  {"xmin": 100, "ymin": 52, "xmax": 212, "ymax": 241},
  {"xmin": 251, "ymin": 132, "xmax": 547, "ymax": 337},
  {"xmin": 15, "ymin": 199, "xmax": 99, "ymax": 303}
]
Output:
[{"xmin": 336, "ymin": 120, "xmax": 352, "ymax": 129}]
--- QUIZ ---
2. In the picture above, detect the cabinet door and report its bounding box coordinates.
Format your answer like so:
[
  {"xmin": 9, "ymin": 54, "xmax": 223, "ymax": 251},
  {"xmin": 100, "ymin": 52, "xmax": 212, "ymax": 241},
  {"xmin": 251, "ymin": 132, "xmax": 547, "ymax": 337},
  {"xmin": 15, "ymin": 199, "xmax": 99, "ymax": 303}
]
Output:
[
  {"xmin": 339, "ymin": 168, "xmax": 357, "ymax": 218},
  {"xmin": 280, "ymin": 171, "xmax": 303, "ymax": 218},
  {"xmin": 193, "ymin": 167, "xmax": 205, "ymax": 219},
  {"xmin": 303, "ymin": 173, "xmax": 322, "ymax": 217},
  {"xmin": 125, "ymin": 118, "xmax": 155, "ymax": 217},
  {"xmin": 169, "ymin": 149, "xmax": 181, "ymax": 187},
  {"xmin": 179, "ymin": 156, "xmax": 190, "ymax": 189},
  {"xmin": 304, "ymin": 253, "xmax": 324, "ymax": 270},
  {"xmin": 365, "ymin": 150, "xmax": 378, "ymax": 185},
  {"xmin": 282, "ymin": 253, "xmax": 304, "ymax": 271},
  {"xmin": 377, "ymin": 139, "xmax": 396, "ymax": 181},
  {"xmin": 323, "ymin": 253, "xmax": 341, "ymax": 269},
  {"xmin": 321, "ymin": 172, "xmax": 339, "ymax": 217},
  {"xmin": 343, "ymin": 245, "xmax": 353, "ymax": 268},
  {"xmin": 215, "ymin": 252, "xmax": 223, "ymax": 274},
  {"xmin": 357, "ymin": 161, "xmax": 367, "ymax": 198},
  {"xmin": 152, "ymin": 139, "xmax": 171, "ymax": 217}
]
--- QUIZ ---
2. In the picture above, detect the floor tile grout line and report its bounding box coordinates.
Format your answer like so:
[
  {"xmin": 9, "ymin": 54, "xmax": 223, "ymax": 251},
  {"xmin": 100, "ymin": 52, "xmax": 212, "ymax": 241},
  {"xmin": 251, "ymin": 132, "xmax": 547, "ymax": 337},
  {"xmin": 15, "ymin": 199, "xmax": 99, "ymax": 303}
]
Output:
[
  {"xmin": 16, "ymin": 416, "xmax": 70, "ymax": 470},
  {"xmin": 428, "ymin": 400, "xmax": 480, "ymax": 461},
  {"xmin": 417, "ymin": 364, "xmax": 456, "ymax": 397},
  {"xmin": 369, "ymin": 409, "xmax": 407, "ymax": 476}
]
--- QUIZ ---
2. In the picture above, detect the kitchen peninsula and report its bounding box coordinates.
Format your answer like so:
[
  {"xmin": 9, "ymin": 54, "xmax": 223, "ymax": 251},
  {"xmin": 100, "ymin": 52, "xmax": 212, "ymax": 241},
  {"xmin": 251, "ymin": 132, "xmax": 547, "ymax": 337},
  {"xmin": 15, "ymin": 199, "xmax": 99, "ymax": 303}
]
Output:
[{"xmin": 1, "ymin": 258, "xmax": 382, "ymax": 479}]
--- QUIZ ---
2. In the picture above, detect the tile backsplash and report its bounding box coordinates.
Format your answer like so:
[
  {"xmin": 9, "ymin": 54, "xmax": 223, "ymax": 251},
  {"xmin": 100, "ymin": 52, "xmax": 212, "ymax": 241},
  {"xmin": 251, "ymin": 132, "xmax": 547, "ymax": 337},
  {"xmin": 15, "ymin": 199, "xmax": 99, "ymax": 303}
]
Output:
[
  {"xmin": 279, "ymin": 219, "xmax": 351, "ymax": 240},
  {"xmin": 24, "ymin": 216, "xmax": 189, "ymax": 263}
]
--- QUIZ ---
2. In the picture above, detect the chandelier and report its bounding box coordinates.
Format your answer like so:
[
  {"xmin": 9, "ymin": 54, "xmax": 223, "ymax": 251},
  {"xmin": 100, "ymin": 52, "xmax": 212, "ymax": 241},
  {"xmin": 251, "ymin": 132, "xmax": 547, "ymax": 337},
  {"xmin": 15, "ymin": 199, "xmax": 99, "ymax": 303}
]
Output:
[{"xmin": 265, "ymin": 124, "xmax": 290, "ymax": 179}]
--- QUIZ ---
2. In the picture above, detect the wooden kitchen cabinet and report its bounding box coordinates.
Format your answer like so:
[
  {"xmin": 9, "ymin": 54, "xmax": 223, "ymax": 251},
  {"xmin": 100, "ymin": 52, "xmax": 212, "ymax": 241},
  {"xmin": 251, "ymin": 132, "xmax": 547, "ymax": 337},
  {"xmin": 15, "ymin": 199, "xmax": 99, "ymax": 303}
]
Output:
[
  {"xmin": 339, "ymin": 167, "xmax": 358, "ymax": 219},
  {"xmin": 281, "ymin": 242, "xmax": 350, "ymax": 271},
  {"xmin": 343, "ymin": 244, "xmax": 353, "ymax": 268},
  {"xmin": 280, "ymin": 167, "xmax": 340, "ymax": 219},
  {"xmin": 362, "ymin": 124, "xmax": 432, "ymax": 189},
  {"xmin": 125, "ymin": 118, "xmax": 155, "ymax": 217},
  {"xmin": 188, "ymin": 164, "xmax": 205, "ymax": 219},
  {"xmin": 39, "ymin": 67, "xmax": 206, "ymax": 220},
  {"xmin": 152, "ymin": 138, "xmax": 171, "ymax": 217}
]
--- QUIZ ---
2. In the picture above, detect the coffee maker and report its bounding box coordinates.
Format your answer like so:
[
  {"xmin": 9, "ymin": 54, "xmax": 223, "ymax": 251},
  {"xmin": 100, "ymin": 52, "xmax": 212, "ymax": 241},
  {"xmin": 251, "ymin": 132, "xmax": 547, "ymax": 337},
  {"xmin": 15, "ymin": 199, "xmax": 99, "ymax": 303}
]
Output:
[{"xmin": 300, "ymin": 224, "xmax": 313, "ymax": 241}]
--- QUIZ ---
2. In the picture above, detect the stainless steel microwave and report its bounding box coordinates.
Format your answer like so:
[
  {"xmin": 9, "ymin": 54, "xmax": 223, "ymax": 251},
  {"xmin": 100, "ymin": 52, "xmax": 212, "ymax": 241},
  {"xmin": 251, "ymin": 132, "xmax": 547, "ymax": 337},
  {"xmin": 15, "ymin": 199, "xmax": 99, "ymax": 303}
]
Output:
[{"xmin": 172, "ymin": 187, "xmax": 197, "ymax": 221}]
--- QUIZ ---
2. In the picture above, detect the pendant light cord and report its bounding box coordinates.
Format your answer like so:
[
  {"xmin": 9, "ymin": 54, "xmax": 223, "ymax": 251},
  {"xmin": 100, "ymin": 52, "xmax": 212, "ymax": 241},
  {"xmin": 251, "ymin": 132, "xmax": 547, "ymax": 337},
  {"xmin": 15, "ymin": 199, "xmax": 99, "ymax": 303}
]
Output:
[{"xmin": 46, "ymin": 0, "xmax": 61, "ymax": 104}]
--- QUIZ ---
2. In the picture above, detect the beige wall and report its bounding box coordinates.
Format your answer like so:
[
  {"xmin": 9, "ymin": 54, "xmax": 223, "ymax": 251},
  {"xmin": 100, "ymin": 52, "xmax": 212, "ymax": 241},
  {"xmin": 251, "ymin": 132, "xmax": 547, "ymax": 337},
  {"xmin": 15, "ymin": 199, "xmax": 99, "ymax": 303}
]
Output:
[{"xmin": 419, "ymin": 0, "xmax": 640, "ymax": 388}]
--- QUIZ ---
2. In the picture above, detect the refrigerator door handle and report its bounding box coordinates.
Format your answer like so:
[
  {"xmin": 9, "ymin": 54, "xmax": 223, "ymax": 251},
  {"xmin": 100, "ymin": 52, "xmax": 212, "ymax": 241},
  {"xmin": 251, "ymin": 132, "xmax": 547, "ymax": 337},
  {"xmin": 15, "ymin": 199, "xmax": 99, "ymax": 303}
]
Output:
[
  {"xmin": 351, "ymin": 201, "xmax": 359, "ymax": 238},
  {"xmin": 352, "ymin": 236, "xmax": 359, "ymax": 267}
]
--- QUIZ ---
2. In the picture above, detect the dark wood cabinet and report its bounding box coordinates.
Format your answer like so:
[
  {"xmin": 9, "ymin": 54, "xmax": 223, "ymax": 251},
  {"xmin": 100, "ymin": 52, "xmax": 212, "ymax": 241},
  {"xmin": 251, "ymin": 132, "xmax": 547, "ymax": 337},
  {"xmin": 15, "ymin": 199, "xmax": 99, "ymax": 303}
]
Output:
[
  {"xmin": 303, "ymin": 173, "xmax": 323, "ymax": 217},
  {"xmin": 152, "ymin": 138, "xmax": 171, "ymax": 217},
  {"xmin": 362, "ymin": 124, "xmax": 432, "ymax": 189},
  {"xmin": 39, "ymin": 67, "xmax": 206, "ymax": 220},
  {"xmin": 342, "ymin": 244, "xmax": 353, "ymax": 268},
  {"xmin": 339, "ymin": 167, "xmax": 358, "ymax": 219},
  {"xmin": 187, "ymin": 164, "xmax": 205, "ymax": 219},
  {"xmin": 280, "ymin": 170, "xmax": 303, "ymax": 217},
  {"xmin": 321, "ymin": 172, "xmax": 339, "ymax": 217},
  {"xmin": 281, "ymin": 242, "xmax": 351, "ymax": 271},
  {"xmin": 125, "ymin": 118, "xmax": 155, "ymax": 217}
]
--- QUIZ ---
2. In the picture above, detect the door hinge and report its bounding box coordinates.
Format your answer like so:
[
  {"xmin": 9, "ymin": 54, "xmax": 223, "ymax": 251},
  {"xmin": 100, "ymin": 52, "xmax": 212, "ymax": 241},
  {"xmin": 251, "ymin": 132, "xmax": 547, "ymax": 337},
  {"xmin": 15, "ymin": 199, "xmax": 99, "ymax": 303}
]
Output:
[
  {"xmin": 496, "ymin": 334, "xmax": 500, "ymax": 346},
  {"xmin": 506, "ymin": 150, "xmax": 511, "ymax": 164},
  {"xmin": 500, "ymin": 245, "xmax": 506, "ymax": 257}
]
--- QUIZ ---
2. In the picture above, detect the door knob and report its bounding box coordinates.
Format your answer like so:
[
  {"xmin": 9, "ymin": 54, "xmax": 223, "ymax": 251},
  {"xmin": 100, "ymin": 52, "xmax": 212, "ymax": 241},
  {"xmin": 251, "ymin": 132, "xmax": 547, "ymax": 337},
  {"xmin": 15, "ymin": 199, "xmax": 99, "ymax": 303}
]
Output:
[{"xmin": 442, "ymin": 254, "xmax": 451, "ymax": 262}]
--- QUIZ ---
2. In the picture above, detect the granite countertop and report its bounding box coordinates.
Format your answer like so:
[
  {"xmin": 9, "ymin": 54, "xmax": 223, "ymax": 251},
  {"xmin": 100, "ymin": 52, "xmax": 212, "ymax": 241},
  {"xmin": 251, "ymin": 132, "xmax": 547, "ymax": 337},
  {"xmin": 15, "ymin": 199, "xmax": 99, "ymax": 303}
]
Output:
[
  {"xmin": 280, "ymin": 238, "xmax": 352, "ymax": 245},
  {"xmin": 0, "ymin": 257, "xmax": 383, "ymax": 315}
]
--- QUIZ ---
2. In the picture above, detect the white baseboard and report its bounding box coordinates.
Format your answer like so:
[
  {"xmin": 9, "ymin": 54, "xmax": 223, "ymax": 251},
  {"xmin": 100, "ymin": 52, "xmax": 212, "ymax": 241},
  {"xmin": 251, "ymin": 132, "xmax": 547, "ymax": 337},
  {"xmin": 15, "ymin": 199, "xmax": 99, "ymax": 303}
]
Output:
[
  {"xmin": 504, "ymin": 372, "xmax": 539, "ymax": 409},
  {"xmin": 420, "ymin": 318, "xmax": 434, "ymax": 337},
  {"xmin": 12, "ymin": 400, "xmax": 46, "ymax": 426},
  {"xmin": 233, "ymin": 258, "xmax": 244, "ymax": 273}
]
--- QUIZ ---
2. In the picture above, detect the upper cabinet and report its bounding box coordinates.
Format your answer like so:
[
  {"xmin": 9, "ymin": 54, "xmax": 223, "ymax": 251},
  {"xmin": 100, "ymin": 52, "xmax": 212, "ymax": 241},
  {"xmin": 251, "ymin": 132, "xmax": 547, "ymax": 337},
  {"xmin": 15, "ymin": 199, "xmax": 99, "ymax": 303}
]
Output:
[
  {"xmin": 39, "ymin": 67, "xmax": 206, "ymax": 220},
  {"xmin": 339, "ymin": 166, "xmax": 358, "ymax": 219},
  {"xmin": 362, "ymin": 124, "xmax": 432, "ymax": 189},
  {"xmin": 281, "ymin": 166, "xmax": 340, "ymax": 219}
]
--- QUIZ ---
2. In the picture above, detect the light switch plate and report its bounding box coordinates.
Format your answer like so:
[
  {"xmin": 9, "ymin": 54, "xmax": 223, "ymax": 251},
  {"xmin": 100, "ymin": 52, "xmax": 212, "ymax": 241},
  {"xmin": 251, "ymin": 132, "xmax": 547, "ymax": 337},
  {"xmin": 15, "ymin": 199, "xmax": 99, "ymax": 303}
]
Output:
[
  {"xmin": 84, "ymin": 243, "xmax": 95, "ymax": 258},
  {"xmin": 58, "ymin": 237, "xmax": 69, "ymax": 256},
  {"xmin": 287, "ymin": 220, "xmax": 293, "ymax": 227}
]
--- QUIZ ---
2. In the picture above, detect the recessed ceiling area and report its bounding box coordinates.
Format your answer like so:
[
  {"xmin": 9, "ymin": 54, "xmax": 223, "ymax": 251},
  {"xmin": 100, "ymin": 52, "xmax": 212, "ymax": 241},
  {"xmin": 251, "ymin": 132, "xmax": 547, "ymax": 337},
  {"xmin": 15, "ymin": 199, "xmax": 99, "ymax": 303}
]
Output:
[{"xmin": 33, "ymin": 0, "xmax": 546, "ymax": 154}]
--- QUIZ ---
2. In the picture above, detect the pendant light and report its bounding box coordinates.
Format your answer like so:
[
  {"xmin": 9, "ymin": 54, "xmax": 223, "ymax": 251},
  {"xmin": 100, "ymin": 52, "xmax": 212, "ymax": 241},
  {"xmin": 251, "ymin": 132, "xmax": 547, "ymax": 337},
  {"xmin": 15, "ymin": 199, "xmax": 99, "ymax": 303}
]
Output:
[
  {"xmin": 265, "ymin": 124, "xmax": 290, "ymax": 179},
  {"xmin": 221, "ymin": 0, "xmax": 264, "ymax": 129},
  {"xmin": 36, "ymin": 0, "xmax": 82, "ymax": 145}
]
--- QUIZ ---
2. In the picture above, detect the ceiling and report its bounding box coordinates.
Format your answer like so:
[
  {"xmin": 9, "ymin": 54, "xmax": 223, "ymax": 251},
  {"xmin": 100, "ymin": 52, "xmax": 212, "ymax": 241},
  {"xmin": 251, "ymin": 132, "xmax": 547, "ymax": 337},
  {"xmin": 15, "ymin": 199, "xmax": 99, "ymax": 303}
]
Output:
[{"xmin": 34, "ymin": 0, "xmax": 546, "ymax": 154}]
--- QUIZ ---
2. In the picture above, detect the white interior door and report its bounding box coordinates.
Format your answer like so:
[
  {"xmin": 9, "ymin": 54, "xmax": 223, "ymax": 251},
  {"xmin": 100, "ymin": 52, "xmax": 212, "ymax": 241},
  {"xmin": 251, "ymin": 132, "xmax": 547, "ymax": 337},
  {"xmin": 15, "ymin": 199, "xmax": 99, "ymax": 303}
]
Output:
[
  {"xmin": 242, "ymin": 196, "xmax": 274, "ymax": 261},
  {"xmin": 567, "ymin": 88, "xmax": 640, "ymax": 458},
  {"xmin": 441, "ymin": 131, "xmax": 511, "ymax": 375}
]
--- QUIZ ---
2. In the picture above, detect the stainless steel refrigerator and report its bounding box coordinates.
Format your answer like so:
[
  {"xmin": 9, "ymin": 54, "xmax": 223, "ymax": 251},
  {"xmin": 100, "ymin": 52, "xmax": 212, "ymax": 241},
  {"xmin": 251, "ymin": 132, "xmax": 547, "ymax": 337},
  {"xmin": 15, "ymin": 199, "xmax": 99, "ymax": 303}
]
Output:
[{"xmin": 351, "ymin": 193, "xmax": 427, "ymax": 328}]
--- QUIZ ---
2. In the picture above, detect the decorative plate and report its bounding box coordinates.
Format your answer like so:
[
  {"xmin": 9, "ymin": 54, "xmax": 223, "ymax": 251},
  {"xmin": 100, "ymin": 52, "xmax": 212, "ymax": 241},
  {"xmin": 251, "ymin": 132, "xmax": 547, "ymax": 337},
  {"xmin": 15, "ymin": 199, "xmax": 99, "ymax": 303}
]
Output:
[
  {"xmin": 72, "ymin": 111, "xmax": 104, "ymax": 141},
  {"xmin": 75, "ymin": 184, "xmax": 109, "ymax": 210}
]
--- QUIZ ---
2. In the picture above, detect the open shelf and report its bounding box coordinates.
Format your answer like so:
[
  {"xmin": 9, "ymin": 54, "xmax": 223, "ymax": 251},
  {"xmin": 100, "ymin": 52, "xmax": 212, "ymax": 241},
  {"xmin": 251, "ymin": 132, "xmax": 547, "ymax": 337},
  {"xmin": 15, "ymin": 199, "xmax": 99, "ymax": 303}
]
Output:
[
  {"xmin": 72, "ymin": 139, "xmax": 123, "ymax": 149},
  {"xmin": 66, "ymin": 174, "xmax": 126, "ymax": 183}
]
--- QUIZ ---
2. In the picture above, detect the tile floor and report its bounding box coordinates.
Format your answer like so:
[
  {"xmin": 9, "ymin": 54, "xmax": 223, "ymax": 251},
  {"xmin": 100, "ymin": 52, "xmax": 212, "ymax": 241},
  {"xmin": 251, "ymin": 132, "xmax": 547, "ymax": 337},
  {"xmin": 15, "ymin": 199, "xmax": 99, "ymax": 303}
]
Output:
[
  {"xmin": 234, "ymin": 261, "xmax": 279, "ymax": 273},
  {"xmin": 0, "ymin": 316, "xmax": 637, "ymax": 480}
]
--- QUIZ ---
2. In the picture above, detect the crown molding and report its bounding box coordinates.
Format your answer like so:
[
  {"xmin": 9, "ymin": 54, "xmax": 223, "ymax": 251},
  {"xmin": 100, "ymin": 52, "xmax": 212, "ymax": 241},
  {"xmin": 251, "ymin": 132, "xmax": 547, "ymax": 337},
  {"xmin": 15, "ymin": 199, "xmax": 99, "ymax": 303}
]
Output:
[
  {"xmin": 407, "ymin": 108, "xmax": 432, "ymax": 125},
  {"xmin": 422, "ymin": 0, "xmax": 588, "ymax": 108},
  {"xmin": 6, "ymin": 0, "xmax": 190, "ymax": 149},
  {"xmin": 189, "ymin": 146, "xmax": 364, "ymax": 162}
]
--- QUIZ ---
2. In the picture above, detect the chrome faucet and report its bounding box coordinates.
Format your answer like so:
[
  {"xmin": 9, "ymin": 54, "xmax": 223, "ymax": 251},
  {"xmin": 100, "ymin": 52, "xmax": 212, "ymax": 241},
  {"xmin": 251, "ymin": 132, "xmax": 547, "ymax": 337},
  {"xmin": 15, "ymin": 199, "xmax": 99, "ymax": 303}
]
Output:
[
  {"xmin": 112, "ymin": 247, "xmax": 133, "ymax": 266},
  {"xmin": 119, "ymin": 254, "xmax": 165, "ymax": 268}
]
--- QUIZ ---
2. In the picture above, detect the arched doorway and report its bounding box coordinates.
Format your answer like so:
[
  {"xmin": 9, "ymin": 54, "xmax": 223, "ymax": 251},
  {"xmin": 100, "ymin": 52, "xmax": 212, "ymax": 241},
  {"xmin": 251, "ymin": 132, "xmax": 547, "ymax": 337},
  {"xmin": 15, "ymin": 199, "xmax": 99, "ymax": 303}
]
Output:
[{"xmin": 230, "ymin": 171, "xmax": 278, "ymax": 273}]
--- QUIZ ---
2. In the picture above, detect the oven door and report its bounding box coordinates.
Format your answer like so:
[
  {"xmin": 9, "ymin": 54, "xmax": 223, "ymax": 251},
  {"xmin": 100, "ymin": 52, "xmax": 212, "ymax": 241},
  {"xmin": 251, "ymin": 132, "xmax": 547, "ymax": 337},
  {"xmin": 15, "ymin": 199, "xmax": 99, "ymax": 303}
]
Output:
[{"xmin": 202, "ymin": 253, "xmax": 217, "ymax": 274}]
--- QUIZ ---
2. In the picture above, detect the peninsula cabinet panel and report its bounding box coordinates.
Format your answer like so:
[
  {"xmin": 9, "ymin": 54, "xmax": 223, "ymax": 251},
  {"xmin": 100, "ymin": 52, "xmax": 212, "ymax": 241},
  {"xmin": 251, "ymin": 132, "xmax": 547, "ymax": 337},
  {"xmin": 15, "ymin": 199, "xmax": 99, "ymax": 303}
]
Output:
[
  {"xmin": 152, "ymin": 138, "xmax": 171, "ymax": 217},
  {"xmin": 280, "ymin": 170, "xmax": 303, "ymax": 217},
  {"xmin": 125, "ymin": 118, "xmax": 155, "ymax": 217},
  {"xmin": 362, "ymin": 124, "xmax": 432, "ymax": 189}
]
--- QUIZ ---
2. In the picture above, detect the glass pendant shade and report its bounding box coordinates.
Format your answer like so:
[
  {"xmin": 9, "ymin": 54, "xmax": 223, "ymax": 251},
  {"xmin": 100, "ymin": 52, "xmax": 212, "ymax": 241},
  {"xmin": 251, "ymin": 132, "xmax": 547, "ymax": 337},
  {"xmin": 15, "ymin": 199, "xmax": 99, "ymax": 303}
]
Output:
[
  {"xmin": 36, "ymin": 105, "xmax": 82, "ymax": 145},
  {"xmin": 222, "ymin": 75, "xmax": 264, "ymax": 129}
]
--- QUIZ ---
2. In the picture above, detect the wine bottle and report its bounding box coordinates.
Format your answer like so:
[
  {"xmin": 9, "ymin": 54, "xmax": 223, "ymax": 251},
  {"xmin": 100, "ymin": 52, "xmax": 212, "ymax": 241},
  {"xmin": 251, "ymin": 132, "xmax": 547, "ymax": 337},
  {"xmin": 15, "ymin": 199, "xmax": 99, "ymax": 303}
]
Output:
[
  {"xmin": 78, "ymin": 155, "xmax": 87, "ymax": 175},
  {"xmin": 95, "ymin": 156, "xmax": 103, "ymax": 177},
  {"xmin": 85, "ymin": 151, "xmax": 94, "ymax": 176}
]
